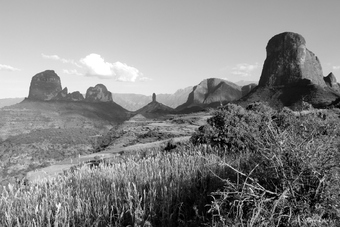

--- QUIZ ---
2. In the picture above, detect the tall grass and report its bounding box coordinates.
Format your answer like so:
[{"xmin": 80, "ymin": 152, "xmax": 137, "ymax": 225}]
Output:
[
  {"xmin": 1, "ymin": 102, "xmax": 340, "ymax": 226},
  {"xmin": 1, "ymin": 146, "xmax": 232, "ymax": 226}
]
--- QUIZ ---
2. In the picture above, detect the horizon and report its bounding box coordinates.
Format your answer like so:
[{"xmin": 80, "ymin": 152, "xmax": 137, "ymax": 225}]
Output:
[{"xmin": 1, "ymin": 1, "xmax": 340, "ymax": 99}]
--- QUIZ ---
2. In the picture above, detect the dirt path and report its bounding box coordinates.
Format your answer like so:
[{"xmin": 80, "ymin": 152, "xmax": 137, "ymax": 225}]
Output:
[{"xmin": 26, "ymin": 136, "xmax": 191, "ymax": 182}]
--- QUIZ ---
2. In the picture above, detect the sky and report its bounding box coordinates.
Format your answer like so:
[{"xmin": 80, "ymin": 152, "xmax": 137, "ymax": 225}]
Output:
[{"xmin": 0, "ymin": 0, "xmax": 339, "ymax": 99}]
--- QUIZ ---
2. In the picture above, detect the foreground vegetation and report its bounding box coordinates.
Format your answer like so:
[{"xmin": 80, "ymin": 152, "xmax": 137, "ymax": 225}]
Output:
[{"xmin": 1, "ymin": 103, "xmax": 340, "ymax": 226}]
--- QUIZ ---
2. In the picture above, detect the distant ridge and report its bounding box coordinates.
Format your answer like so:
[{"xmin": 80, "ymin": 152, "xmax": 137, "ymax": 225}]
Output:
[
  {"xmin": 112, "ymin": 86, "xmax": 193, "ymax": 111},
  {"xmin": 0, "ymin": 98, "xmax": 24, "ymax": 109}
]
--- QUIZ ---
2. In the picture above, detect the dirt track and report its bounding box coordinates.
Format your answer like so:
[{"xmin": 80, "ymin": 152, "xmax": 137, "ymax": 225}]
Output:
[{"xmin": 26, "ymin": 113, "xmax": 211, "ymax": 182}]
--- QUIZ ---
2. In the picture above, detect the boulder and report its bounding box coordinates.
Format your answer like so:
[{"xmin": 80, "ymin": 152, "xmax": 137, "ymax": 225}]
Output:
[
  {"xmin": 85, "ymin": 84, "xmax": 113, "ymax": 102},
  {"xmin": 28, "ymin": 70, "xmax": 62, "ymax": 100},
  {"xmin": 258, "ymin": 32, "xmax": 326, "ymax": 88}
]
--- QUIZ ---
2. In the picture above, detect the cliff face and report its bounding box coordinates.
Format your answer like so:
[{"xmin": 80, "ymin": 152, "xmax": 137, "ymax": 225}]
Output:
[
  {"xmin": 28, "ymin": 70, "xmax": 62, "ymax": 100},
  {"xmin": 258, "ymin": 32, "xmax": 325, "ymax": 88},
  {"xmin": 240, "ymin": 32, "xmax": 340, "ymax": 109},
  {"xmin": 176, "ymin": 78, "xmax": 244, "ymax": 111}
]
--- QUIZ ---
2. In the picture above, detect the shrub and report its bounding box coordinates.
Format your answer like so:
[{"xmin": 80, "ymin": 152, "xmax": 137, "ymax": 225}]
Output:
[{"xmin": 192, "ymin": 103, "xmax": 340, "ymax": 226}]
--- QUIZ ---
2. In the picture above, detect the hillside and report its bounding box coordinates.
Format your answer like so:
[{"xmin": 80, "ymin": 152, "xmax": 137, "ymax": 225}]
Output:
[{"xmin": 0, "ymin": 98, "xmax": 24, "ymax": 109}]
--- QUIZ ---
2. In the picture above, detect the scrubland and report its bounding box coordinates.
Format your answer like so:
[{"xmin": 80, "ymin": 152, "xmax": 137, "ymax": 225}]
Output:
[{"xmin": 1, "ymin": 103, "xmax": 340, "ymax": 226}]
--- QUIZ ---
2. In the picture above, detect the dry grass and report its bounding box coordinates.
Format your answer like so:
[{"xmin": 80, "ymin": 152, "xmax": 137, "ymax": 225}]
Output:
[{"xmin": 1, "ymin": 103, "xmax": 340, "ymax": 226}]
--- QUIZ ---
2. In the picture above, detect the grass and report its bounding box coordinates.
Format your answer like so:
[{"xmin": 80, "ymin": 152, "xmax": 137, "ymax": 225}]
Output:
[{"xmin": 1, "ymin": 102, "xmax": 340, "ymax": 226}]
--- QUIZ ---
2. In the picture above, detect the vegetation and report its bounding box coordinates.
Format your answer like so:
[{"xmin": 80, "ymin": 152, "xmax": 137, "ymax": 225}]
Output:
[{"xmin": 1, "ymin": 102, "xmax": 340, "ymax": 226}]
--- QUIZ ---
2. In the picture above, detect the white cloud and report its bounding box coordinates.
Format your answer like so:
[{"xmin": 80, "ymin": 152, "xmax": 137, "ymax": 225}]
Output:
[
  {"xmin": 42, "ymin": 53, "xmax": 82, "ymax": 68},
  {"xmin": 0, "ymin": 64, "xmax": 20, "ymax": 71},
  {"xmin": 63, "ymin": 69, "xmax": 83, "ymax": 76},
  {"xmin": 80, "ymin": 53, "xmax": 146, "ymax": 82},
  {"xmin": 333, "ymin": 66, "xmax": 340, "ymax": 70},
  {"xmin": 231, "ymin": 63, "xmax": 260, "ymax": 77}
]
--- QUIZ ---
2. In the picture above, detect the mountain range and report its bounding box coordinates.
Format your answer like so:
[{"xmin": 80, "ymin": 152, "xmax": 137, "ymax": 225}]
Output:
[{"xmin": 1, "ymin": 31, "xmax": 340, "ymax": 185}]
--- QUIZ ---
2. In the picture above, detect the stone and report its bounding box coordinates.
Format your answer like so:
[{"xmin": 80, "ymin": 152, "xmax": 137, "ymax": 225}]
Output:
[
  {"xmin": 324, "ymin": 72, "xmax": 340, "ymax": 92},
  {"xmin": 53, "ymin": 87, "xmax": 85, "ymax": 101},
  {"xmin": 258, "ymin": 32, "xmax": 326, "ymax": 88},
  {"xmin": 68, "ymin": 91, "xmax": 85, "ymax": 101},
  {"xmin": 152, "ymin": 93, "xmax": 156, "ymax": 102},
  {"xmin": 85, "ymin": 84, "xmax": 113, "ymax": 102},
  {"xmin": 28, "ymin": 70, "xmax": 62, "ymax": 100}
]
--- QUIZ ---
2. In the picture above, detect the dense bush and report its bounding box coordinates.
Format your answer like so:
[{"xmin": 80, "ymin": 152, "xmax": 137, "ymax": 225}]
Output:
[{"xmin": 193, "ymin": 103, "xmax": 340, "ymax": 226}]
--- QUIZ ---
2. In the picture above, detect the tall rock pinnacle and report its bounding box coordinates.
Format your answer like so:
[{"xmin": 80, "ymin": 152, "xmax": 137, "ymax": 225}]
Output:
[
  {"xmin": 258, "ymin": 32, "xmax": 326, "ymax": 88},
  {"xmin": 28, "ymin": 70, "xmax": 62, "ymax": 100}
]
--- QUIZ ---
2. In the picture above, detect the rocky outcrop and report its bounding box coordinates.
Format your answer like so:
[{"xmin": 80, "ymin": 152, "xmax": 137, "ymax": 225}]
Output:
[
  {"xmin": 152, "ymin": 93, "xmax": 156, "ymax": 102},
  {"xmin": 85, "ymin": 84, "xmax": 113, "ymax": 103},
  {"xmin": 28, "ymin": 70, "xmax": 62, "ymax": 100},
  {"xmin": 241, "ymin": 83, "xmax": 257, "ymax": 97},
  {"xmin": 324, "ymin": 73, "xmax": 340, "ymax": 92},
  {"xmin": 176, "ymin": 78, "xmax": 242, "ymax": 111},
  {"xmin": 53, "ymin": 88, "xmax": 85, "ymax": 101},
  {"xmin": 258, "ymin": 32, "xmax": 326, "ymax": 88},
  {"xmin": 240, "ymin": 32, "xmax": 340, "ymax": 109}
]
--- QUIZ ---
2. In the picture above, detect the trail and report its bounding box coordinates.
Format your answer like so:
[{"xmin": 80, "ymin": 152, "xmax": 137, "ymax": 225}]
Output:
[{"xmin": 26, "ymin": 136, "xmax": 191, "ymax": 182}]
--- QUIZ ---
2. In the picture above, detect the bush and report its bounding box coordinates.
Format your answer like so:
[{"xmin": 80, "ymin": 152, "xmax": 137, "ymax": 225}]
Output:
[{"xmin": 192, "ymin": 103, "xmax": 340, "ymax": 226}]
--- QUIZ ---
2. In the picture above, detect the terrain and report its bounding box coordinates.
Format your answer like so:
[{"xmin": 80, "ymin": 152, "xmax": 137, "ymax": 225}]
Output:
[{"xmin": 1, "ymin": 31, "xmax": 340, "ymax": 226}]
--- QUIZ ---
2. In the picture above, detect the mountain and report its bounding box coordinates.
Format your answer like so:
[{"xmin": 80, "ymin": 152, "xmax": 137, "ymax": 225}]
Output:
[
  {"xmin": 0, "ymin": 98, "xmax": 24, "ymax": 109},
  {"xmin": 112, "ymin": 93, "xmax": 152, "ymax": 111},
  {"xmin": 239, "ymin": 32, "xmax": 340, "ymax": 109},
  {"xmin": 0, "ymin": 70, "xmax": 130, "ymax": 185},
  {"xmin": 112, "ymin": 86, "xmax": 193, "ymax": 111},
  {"xmin": 176, "ymin": 78, "xmax": 256, "ymax": 112},
  {"xmin": 134, "ymin": 93, "xmax": 175, "ymax": 118}
]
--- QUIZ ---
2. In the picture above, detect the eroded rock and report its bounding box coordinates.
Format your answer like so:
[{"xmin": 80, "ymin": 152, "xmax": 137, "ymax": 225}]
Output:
[
  {"xmin": 28, "ymin": 70, "xmax": 62, "ymax": 100},
  {"xmin": 258, "ymin": 32, "xmax": 326, "ymax": 88},
  {"xmin": 85, "ymin": 84, "xmax": 113, "ymax": 102}
]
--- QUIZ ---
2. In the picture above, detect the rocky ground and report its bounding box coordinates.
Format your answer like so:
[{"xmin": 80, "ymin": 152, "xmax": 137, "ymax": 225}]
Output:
[{"xmin": 0, "ymin": 111, "xmax": 211, "ymax": 186}]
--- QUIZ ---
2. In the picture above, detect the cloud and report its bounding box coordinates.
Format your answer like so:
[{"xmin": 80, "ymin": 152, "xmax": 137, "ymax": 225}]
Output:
[
  {"xmin": 63, "ymin": 69, "xmax": 83, "ymax": 76},
  {"xmin": 42, "ymin": 53, "xmax": 82, "ymax": 68},
  {"xmin": 80, "ymin": 53, "xmax": 147, "ymax": 82},
  {"xmin": 0, "ymin": 64, "xmax": 20, "ymax": 71},
  {"xmin": 333, "ymin": 66, "xmax": 340, "ymax": 70},
  {"xmin": 231, "ymin": 63, "xmax": 260, "ymax": 77}
]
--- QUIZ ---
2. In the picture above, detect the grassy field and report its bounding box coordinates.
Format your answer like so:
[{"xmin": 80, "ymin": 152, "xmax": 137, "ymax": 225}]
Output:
[{"xmin": 1, "ymin": 102, "xmax": 340, "ymax": 226}]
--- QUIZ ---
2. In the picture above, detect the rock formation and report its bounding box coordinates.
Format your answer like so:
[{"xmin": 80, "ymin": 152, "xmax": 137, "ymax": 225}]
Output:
[
  {"xmin": 53, "ymin": 88, "xmax": 85, "ymax": 101},
  {"xmin": 28, "ymin": 70, "xmax": 62, "ymax": 100},
  {"xmin": 242, "ymin": 83, "xmax": 257, "ymax": 97},
  {"xmin": 258, "ymin": 32, "xmax": 326, "ymax": 88},
  {"xmin": 324, "ymin": 72, "xmax": 340, "ymax": 93},
  {"xmin": 135, "ymin": 98, "xmax": 174, "ymax": 118},
  {"xmin": 240, "ymin": 32, "xmax": 340, "ymax": 109},
  {"xmin": 85, "ymin": 84, "xmax": 113, "ymax": 102},
  {"xmin": 176, "ymin": 78, "xmax": 243, "ymax": 111}
]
